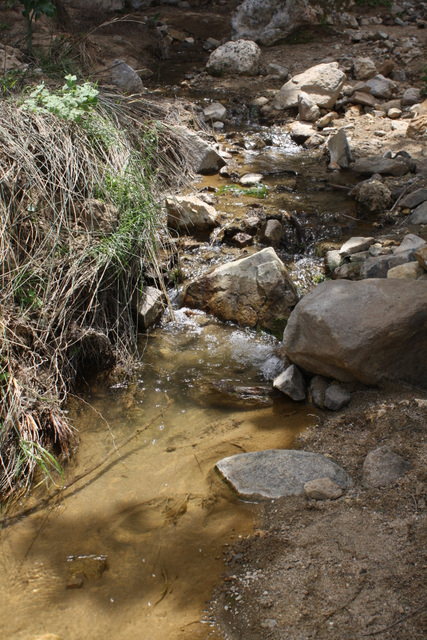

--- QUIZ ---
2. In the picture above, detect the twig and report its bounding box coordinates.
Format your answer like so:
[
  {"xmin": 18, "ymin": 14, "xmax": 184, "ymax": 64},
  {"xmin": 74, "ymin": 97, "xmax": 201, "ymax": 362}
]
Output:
[{"xmin": 361, "ymin": 604, "xmax": 426, "ymax": 637}]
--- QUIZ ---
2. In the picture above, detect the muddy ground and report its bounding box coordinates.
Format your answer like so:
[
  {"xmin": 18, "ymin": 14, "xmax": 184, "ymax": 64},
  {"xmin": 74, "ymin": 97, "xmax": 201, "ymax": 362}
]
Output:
[{"xmin": 1, "ymin": 1, "xmax": 427, "ymax": 639}]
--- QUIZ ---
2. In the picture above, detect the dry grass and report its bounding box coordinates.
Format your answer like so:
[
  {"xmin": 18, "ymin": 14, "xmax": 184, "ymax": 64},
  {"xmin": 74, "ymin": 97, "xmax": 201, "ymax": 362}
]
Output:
[{"xmin": 0, "ymin": 93, "xmax": 194, "ymax": 499}]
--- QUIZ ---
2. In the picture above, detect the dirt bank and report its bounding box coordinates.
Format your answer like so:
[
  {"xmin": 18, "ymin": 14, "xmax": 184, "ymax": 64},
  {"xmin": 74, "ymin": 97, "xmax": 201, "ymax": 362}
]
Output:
[{"xmin": 210, "ymin": 387, "xmax": 427, "ymax": 639}]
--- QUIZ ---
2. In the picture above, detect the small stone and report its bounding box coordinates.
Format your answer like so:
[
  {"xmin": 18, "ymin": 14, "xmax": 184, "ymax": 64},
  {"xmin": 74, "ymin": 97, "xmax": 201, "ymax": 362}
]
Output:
[
  {"xmin": 260, "ymin": 219, "xmax": 283, "ymax": 248},
  {"xmin": 362, "ymin": 446, "xmax": 411, "ymax": 488},
  {"xmin": 252, "ymin": 96, "xmax": 269, "ymax": 107},
  {"xmin": 239, "ymin": 173, "xmax": 263, "ymax": 186},
  {"xmin": 203, "ymin": 102, "xmax": 227, "ymax": 122},
  {"xmin": 273, "ymin": 365, "xmax": 306, "ymax": 402},
  {"xmin": 231, "ymin": 232, "xmax": 253, "ymax": 247},
  {"xmin": 324, "ymin": 383, "xmax": 351, "ymax": 411},
  {"xmin": 339, "ymin": 236, "xmax": 375, "ymax": 256},
  {"xmin": 399, "ymin": 188, "xmax": 427, "ymax": 209},
  {"xmin": 111, "ymin": 59, "xmax": 144, "ymax": 93},
  {"xmin": 353, "ymin": 57, "xmax": 377, "ymax": 80},
  {"xmin": 298, "ymin": 91, "xmax": 321, "ymax": 122},
  {"xmin": 309, "ymin": 375, "xmax": 328, "ymax": 408},
  {"xmin": 325, "ymin": 249, "xmax": 342, "ymax": 272},
  {"xmin": 388, "ymin": 107, "xmax": 402, "ymax": 119},
  {"xmin": 402, "ymin": 87, "xmax": 421, "ymax": 106},
  {"xmin": 409, "ymin": 201, "xmax": 427, "ymax": 224},
  {"xmin": 328, "ymin": 129, "xmax": 353, "ymax": 170},
  {"xmin": 304, "ymin": 477, "xmax": 344, "ymax": 500},
  {"xmin": 260, "ymin": 619, "xmax": 278, "ymax": 629},
  {"xmin": 351, "ymin": 91, "xmax": 377, "ymax": 107}
]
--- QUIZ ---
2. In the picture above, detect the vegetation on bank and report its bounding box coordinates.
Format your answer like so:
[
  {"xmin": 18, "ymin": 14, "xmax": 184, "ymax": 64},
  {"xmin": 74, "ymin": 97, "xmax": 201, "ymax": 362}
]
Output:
[{"xmin": 0, "ymin": 77, "xmax": 191, "ymax": 499}]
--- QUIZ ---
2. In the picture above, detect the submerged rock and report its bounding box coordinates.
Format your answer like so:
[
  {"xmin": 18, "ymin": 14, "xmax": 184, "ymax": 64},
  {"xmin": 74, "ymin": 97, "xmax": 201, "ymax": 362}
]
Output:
[
  {"xmin": 282, "ymin": 279, "xmax": 427, "ymax": 387},
  {"xmin": 184, "ymin": 248, "xmax": 299, "ymax": 333},
  {"xmin": 215, "ymin": 449, "xmax": 351, "ymax": 500}
]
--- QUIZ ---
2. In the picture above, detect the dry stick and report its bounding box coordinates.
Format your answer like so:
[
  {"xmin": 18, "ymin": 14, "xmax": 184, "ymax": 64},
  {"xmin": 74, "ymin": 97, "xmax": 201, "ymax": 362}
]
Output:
[
  {"xmin": 0, "ymin": 401, "xmax": 171, "ymax": 529},
  {"xmin": 361, "ymin": 604, "xmax": 426, "ymax": 637}
]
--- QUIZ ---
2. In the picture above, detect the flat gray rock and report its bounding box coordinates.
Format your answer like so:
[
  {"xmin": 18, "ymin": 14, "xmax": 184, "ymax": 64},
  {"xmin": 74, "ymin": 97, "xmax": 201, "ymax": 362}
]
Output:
[
  {"xmin": 362, "ymin": 447, "xmax": 410, "ymax": 488},
  {"xmin": 215, "ymin": 449, "xmax": 351, "ymax": 500}
]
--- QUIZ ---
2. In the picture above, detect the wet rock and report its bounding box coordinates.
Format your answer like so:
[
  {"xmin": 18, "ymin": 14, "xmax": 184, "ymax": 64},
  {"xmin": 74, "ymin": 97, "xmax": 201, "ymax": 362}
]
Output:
[
  {"xmin": 231, "ymin": 232, "xmax": 253, "ymax": 247},
  {"xmin": 327, "ymin": 129, "xmax": 353, "ymax": 170},
  {"xmin": 206, "ymin": 40, "xmax": 261, "ymax": 76},
  {"xmin": 324, "ymin": 382, "xmax": 351, "ymax": 411},
  {"xmin": 362, "ymin": 446, "xmax": 411, "ymax": 488},
  {"xmin": 353, "ymin": 57, "xmax": 377, "ymax": 80},
  {"xmin": 298, "ymin": 92, "xmax": 321, "ymax": 122},
  {"xmin": 304, "ymin": 477, "xmax": 344, "ymax": 500},
  {"xmin": 215, "ymin": 449, "xmax": 351, "ymax": 500},
  {"xmin": 232, "ymin": 0, "xmax": 319, "ymax": 46},
  {"xmin": 289, "ymin": 122, "xmax": 316, "ymax": 144},
  {"xmin": 111, "ymin": 59, "xmax": 144, "ymax": 93},
  {"xmin": 387, "ymin": 262, "xmax": 423, "ymax": 279},
  {"xmin": 282, "ymin": 279, "xmax": 427, "ymax": 387},
  {"xmin": 399, "ymin": 188, "xmax": 427, "ymax": 209},
  {"xmin": 351, "ymin": 156, "xmax": 413, "ymax": 177},
  {"xmin": 274, "ymin": 62, "xmax": 346, "ymax": 110},
  {"xmin": 136, "ymin": 286, "xmax": 166, "ymax": 329},
  {"xmin": 203, "ymin": 102, "xmax": 227, "ymax": 122},
  {"xmin": 183, "ymin": 247, "xmax": 299, "ymax": 333},
  {"xmin": 350, "ymin": 179, "xmax": 393, "ymax": 213},
  {"xmin": 166, "ymin": 195, "xmax": 218, "ymax": 233},
  {"xmin": 260, "ymin": 219, "xmax": 283, "ymax": 248},
  {"xmin": 409, "ymin": 201, "xmax": 427, "ymax": 224},
  {"xmin": 176, "ymin": 126, "xmax": 226, "ymax": 175},
  {"xmin": 239, "ymin": 173, "xmax": 263, "ymax": 186},
  {"xmin": 339, "ymin": 236, "xmax": 375, "ymax": 256},
  {"xmin": 273, "ymin": 364, "xmax": 306, "ymax": 402},
  {"xmin": 309, "ymin": 375, "xmax": 328, "ymax": 408},
  {"xmin": 66, "ymin": 554, "xmax": 108, "ymax": 586}
]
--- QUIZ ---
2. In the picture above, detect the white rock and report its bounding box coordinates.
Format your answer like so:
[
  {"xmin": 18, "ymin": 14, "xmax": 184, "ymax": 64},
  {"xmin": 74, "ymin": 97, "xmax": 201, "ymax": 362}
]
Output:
[
  {"xmin": 206, "ymin": 39, "xmax": 261, "ymax": 76},
  {"xmin": 274, "ymin": 62, "xmax": 346, "ymax": 110}
]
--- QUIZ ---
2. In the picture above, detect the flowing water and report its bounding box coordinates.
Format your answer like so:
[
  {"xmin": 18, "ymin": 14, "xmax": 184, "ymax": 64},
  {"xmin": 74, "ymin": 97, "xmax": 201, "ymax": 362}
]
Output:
[
  {"xmin": 0, "ymin": 310, "xmax": 313, "ymax": 640},
  {"xmin": 0, "ymin": 126, "xmax": 375, "ymax": 640}
]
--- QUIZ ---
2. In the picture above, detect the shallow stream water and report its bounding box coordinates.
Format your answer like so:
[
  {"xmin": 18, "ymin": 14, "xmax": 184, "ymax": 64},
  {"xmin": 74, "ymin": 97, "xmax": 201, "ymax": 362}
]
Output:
[
  {"xmin": 0, "ymin": 127, "xmax": 377, "ymax": 640},
  {"xmin": 0, "ymin": 310, "xmax": 313, "ymax": 640}
]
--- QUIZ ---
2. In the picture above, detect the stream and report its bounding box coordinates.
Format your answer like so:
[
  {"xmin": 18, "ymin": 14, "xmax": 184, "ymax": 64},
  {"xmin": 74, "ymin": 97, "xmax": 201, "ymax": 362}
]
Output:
[{"xmin": 0, "ymin": 126, "xmax": 376, "ymax": 640}]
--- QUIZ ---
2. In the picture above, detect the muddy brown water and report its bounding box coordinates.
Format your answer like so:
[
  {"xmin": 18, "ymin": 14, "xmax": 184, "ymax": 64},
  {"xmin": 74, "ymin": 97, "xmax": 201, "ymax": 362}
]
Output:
[{"xmin": 0, "ymin": 311, "xmax": 313, "ymax": 640}]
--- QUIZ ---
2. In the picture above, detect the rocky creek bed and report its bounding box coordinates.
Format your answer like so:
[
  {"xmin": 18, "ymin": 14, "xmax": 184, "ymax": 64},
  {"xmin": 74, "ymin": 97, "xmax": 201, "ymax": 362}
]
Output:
[{"xmin": 1, "ymin": 1, "xmax": 427, "ymax": 639}]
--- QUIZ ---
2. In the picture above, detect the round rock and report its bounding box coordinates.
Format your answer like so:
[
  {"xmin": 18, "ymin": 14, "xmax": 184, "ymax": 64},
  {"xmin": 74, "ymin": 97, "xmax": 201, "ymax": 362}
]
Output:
[{"xmin": 362, "ymin": 446, "xmax": 410, "ymax": 488}]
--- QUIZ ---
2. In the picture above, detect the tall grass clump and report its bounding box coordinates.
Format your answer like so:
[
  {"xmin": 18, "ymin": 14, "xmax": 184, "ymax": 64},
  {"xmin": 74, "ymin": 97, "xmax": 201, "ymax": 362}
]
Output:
[{"xmin": 0, "ymin": 78, "xmax": 193, "ymax": 499}]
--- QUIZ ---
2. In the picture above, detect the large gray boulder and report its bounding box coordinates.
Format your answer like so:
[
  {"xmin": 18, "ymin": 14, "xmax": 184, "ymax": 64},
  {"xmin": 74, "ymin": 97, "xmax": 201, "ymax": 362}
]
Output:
[
  {"xmin": 184, "ymin": 247, "xmax": 298, "ymax": 333},
  {"xmin": 216, "ymin": 449, "xmax": 351, "ymax": 500},
  {"xmin": 282, "ymin": 279, "xmax": 427, "ymax": 387},
  {"xmin": 206, "ymin": 40, "xmax": 261, "ymax": 76},
  {"xmin": 273, "ymin": 62, "xmax": 346, "ymax": 110},
  {"xmin": 232, "ymin": 0, "xmax": 320, "ymax": 45}
]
